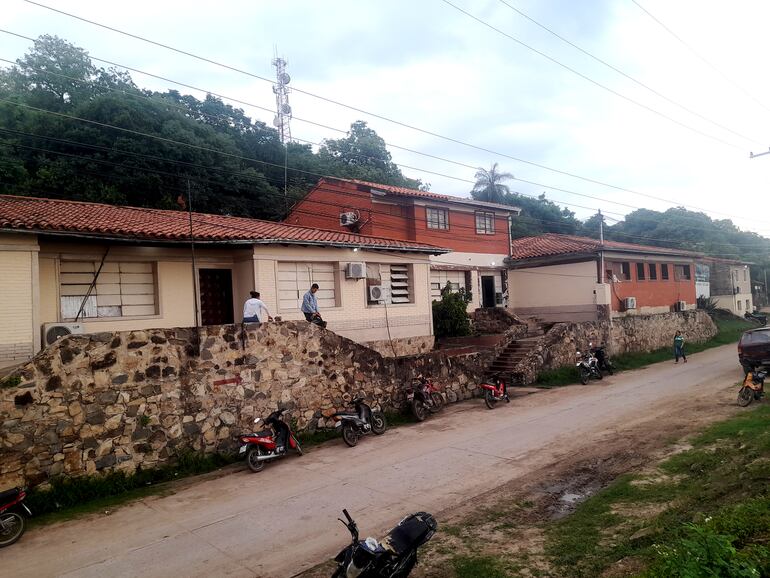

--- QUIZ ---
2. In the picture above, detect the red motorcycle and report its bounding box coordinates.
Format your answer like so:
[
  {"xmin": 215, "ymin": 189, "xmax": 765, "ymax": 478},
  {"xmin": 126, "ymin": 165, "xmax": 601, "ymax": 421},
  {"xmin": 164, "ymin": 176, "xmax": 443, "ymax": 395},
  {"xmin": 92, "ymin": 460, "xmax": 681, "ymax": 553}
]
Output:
[
  {"xmin": 405, "ymin": 375, "xmax": 444, "ymax": 421},
  {"xmin": 479, "ymin": 372, "xmax": 509, "ymax": 409},
  {"xmin": 238, "ymin": 408, "xmax": 303, "ymax": 473},
  {"xmin": 0, "ymin": 487, "xmax": 31, "ymax": 547}
]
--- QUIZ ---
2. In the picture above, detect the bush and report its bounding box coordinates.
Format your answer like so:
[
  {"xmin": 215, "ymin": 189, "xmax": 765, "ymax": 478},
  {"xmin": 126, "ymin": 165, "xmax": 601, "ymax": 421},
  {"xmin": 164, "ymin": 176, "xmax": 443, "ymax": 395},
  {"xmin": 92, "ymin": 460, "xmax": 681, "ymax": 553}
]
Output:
[
  {"xmin": 697, "ymin": 295, "xmax": 719, "ymax": 313},
  {"xmin": 432, "ymin": 284, "xmax": 472, "ymax": 339}
]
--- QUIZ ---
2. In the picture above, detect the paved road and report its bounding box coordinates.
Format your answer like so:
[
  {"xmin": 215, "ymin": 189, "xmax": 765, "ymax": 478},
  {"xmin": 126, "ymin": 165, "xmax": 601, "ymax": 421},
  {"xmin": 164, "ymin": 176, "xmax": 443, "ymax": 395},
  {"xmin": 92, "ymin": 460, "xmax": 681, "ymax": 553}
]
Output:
[{"xmin": 4, "ymin": 345, "xmax": 743, "ymax": 577}]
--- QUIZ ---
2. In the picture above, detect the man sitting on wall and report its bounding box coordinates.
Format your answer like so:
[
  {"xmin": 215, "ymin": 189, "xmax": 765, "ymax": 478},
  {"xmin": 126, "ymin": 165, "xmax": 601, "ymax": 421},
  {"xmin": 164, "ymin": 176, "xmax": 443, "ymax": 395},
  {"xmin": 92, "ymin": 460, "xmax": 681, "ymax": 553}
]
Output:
[
  {"xmin": 243, "ymin": 291, "xmax": 272, "ymax": 323},
  {"xmin": 301, "ymin": 283, "xmax": 327, "ymax": 328}
]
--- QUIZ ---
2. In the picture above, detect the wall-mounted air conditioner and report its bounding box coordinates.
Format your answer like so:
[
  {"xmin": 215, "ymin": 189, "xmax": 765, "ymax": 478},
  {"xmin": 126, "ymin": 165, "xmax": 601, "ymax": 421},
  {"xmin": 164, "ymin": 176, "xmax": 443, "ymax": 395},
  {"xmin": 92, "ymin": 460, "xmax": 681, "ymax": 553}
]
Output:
[
  {"xmin": 624, "ymin": 297, "xmax": 637, "ymax": 310},
  {"xmin": 43, "ymin": 323, "xmax": 84, "ymax": 346},
  {"xmin": 368, "ymin": 285, "xmax": 390, "ymax": 303},
  {"xmin": 675, "ymin": 300, "xmax": 687, "ymax": 312},
  {"xmin": 339, "ymin": 211, "xmax": 359, "ymax": 226},
  {"xmin": 346, "ymin": 262, "xmax": 366, "ymax": 279}
]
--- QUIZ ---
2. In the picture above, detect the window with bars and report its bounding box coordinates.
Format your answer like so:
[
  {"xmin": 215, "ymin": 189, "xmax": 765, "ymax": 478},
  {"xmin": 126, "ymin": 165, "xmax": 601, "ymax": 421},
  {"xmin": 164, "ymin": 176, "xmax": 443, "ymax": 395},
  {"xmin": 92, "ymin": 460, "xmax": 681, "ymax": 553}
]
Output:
[
  {"xmin": 367, "ymin": 263, "xmax": 413, "ymax": 304},
  {"xmin": 649, "ymin": 263, "xmax": 657, "ymax": 280},
  {"xmin": 636, "ymin": 263, "xmax": 646, "ymax": 280},
  {"xmin": 475, "ymin": 211, "xmax": 495, "ymax": 234},
  {"xmin": 430, "ymin": 270, "xmax": 467, "ymax": 300},
  {"xmin": 426, "ymin": 207, "xmax": 448, "ymax": 230},
  {"xmin": 59, "ymin": 261, "xmax": 157, "ymax": 319},
  {"xmin": 277, "ymin": 262, "xmax": 337, "ymax": 310},
  {"xmin": 661, "ymin": 264, "xmax": 670, "ymax": 280}
]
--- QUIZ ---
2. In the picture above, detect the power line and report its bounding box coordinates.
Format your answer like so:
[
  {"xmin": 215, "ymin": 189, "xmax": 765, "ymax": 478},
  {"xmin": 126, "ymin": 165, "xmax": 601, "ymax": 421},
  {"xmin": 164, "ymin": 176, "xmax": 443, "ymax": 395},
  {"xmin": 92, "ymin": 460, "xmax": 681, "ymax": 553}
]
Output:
[
  {"xmin": 496, "ymin": 0, "xmax": 763, "ymax": 145},
  {"xmin": 7, "ymin": 11, "xmax": 767, "ymax": 225}
]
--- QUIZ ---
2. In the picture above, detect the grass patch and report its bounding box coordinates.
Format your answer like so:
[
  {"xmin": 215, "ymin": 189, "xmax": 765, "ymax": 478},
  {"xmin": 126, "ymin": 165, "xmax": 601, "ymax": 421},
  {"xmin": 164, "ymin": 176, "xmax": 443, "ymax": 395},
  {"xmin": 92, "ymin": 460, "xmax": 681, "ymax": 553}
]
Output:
[
  {"xmin": 1, "ymin": 374, "xmax": 21, "ymax": 388},
  {"xmin": 545, "ymin": 404, "xmax": 770, "ymax": 577},
  {"xmin": 451, "ymin": 554, "xmax": 511, "ymax": 578},
  {"xmin": 536, "ymin": 366, "xmax": 580, "ymax": 387}
]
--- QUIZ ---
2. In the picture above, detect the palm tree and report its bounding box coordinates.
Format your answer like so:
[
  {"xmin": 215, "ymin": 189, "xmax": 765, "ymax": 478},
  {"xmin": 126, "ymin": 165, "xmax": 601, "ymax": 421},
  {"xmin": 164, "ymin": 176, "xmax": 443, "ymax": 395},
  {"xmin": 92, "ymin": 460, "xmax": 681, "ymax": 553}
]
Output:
[{"xmin": 471, "ymin": 163, "xmax": 513, "ymax": 203}]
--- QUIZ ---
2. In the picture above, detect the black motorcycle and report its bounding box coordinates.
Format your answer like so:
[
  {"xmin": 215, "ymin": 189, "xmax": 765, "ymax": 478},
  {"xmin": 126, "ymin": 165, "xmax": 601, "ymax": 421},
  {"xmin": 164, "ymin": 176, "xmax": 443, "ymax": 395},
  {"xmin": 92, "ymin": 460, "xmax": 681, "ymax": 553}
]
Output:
[
  {"xmin": 333, "ymin": 395, "xmax": 387, "ymax": 447},
  {"xmin": 589, "ymin": 343, "xmax": 614, "ymax": 375},
  {"xmin": 332, "ymin": 509, "xmax": 437, "ymax": 578},
  {"xmin": 403, "ymin": 375, "xmax": 444, "ymax": 422},
  {"xmin": 745, "ymin": 311, "xmax": 767, "ymax": 326}
]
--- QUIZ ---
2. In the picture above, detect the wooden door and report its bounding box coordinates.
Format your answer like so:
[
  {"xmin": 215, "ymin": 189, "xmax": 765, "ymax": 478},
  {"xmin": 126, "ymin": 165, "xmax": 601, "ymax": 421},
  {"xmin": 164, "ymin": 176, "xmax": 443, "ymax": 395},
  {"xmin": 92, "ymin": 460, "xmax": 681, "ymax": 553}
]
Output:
[{"xmin": 198, "ymin": 268, "xmax": 234, "ymax": 326}]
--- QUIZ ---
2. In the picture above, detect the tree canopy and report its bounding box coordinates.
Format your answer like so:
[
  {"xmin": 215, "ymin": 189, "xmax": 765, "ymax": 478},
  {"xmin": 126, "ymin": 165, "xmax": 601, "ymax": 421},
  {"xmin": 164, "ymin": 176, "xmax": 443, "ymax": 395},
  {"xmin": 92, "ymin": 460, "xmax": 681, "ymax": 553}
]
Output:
[{"xmin": 0, "ymin": 36, "xmax": 421, "ymax": 219}]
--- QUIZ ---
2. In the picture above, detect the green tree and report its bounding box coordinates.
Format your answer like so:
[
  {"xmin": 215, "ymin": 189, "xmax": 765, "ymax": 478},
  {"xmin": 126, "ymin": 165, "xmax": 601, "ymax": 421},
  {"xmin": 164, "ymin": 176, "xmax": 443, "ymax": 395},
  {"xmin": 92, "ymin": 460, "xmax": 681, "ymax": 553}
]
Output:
[
  {"xmin": 471, "ymin": 162, "xmax": 513, "ymax": 203},
  {"xmin": 432, "ymin": 285, "xmax": 473, "ymax": 339}
]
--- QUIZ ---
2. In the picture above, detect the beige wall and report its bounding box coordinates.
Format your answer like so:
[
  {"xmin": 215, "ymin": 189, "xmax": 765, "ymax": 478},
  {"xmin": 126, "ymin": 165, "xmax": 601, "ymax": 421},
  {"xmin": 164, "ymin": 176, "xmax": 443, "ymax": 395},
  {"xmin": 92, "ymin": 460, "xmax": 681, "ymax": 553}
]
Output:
[
  {"xmin": 509, "ymin": 261, "xmax": 599, "ymax": 322},
  {"xmin": 0, "ymin": 233, "xmax": 39, "ymax": 369},
  {"xmin": 713, "ymin": 293, "xmax": 753, "ymax": 317}
]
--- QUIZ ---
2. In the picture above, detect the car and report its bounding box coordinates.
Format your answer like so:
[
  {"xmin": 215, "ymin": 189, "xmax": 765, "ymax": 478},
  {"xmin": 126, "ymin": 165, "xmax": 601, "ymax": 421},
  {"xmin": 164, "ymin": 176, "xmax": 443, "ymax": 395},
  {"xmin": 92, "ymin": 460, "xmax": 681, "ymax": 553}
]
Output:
[{"xmin": 738, "ymin": 327, "xmax": 770, "ymax": 373}]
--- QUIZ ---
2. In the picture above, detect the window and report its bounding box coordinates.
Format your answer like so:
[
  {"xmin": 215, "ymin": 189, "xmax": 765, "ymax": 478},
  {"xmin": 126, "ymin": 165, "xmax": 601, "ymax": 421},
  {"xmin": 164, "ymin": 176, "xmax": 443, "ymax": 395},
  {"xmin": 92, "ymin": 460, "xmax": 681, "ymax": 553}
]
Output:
[
  {"xmin": 430, "ymin": 270, "xmax": 467, "ymax": 300},
  {"xmin": 620, "ymin": 262, "xmax": 631, "ymax": 281},
  {"xmin": 738, "ymin": 300, "xmax": 743, "ymax": 310},
  {"xmin": 59, "ymin": 261, "xmax": 157, "ymax": 319},
  {"xmin": 746, "ymin": 299, "xmax": 751, "ymax": 311},
  {"xmin": 649, "ymin": 263, "xmax": 657, "ymax": 280},
  {"xmin": 675, "ymin": 264, "xmax": 692, "ymax": 281},
  {"xmin": 367, "ymin": 263, "xmax": 412, "ymax": 304},
  {"xmin": 277, "ymin": 262, "xmax": 337, "ymax": 310},
  {"xmin": 475, "ymin": 211, "xmax": 495, "ymax": 234},
  {"xmin": 636, "ymin": 263, "xmax": 646, "ymax": 281},
  {"xmin": 426, "ymin": 207, "xmax": 448, "ymax": 230},
  {"xmin": 744, "ymin": 269, "xmax": 748, "ymax": 281},
  {"xmin": 661, "ymin": 264, "xmax": 669, "ymax": 280}
]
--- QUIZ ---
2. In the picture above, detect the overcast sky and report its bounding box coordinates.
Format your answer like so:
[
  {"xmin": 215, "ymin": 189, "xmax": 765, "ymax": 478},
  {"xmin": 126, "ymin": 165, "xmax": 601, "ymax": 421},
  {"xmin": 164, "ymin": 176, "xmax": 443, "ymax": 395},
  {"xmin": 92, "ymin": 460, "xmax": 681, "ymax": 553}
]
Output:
[{"xmin": 3, "ymin": 0, "xmax": 770, "ymax": 236}]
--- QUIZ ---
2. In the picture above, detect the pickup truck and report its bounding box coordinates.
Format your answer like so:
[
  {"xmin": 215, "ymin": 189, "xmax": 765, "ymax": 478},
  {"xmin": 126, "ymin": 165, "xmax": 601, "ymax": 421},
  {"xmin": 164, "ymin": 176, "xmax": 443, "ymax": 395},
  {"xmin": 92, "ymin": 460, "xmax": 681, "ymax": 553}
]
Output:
[{"xmin": 738, "ymin": 327, "xmax": 770, "ymax": 373}]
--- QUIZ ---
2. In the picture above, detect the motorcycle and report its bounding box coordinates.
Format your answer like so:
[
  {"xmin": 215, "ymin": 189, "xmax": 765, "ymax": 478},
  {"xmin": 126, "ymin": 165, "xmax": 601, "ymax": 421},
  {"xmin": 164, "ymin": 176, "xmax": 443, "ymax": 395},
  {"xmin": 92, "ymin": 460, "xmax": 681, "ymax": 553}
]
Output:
[
  {"xmin": 479, "ymin": 372, "xmax": 510, "ymax": 409},
  {"xmin": 738, "ymin": 369, "xmax": 766, "ymax": 407},
  {"xmin": 332, "ymin": 508, "xmax": 437, "ymax": 578},
  {"xmin": 334, "ymin": 395, "xmax": 388, "ymax": 447},
  {"xmin": 745, "ymin": 311, "xmax": 768, "ymax": 326},
  {"xmin": 237, "ymin": 408, "xmax": 303, "ymax": 473},
  {"xmin": 589, "ymin": 342, "xmax": 614, "ymax": 375},
  {"xmin": 0, "ymin": 487, "xmax": 31, "ymax": 548},
  {"xmin": 404, "ymin": 375, "xmax": 444, "ymax": 422},
  {"xmin": 576, "ymin": 350, "xmax": 603, "ymax": 385}
]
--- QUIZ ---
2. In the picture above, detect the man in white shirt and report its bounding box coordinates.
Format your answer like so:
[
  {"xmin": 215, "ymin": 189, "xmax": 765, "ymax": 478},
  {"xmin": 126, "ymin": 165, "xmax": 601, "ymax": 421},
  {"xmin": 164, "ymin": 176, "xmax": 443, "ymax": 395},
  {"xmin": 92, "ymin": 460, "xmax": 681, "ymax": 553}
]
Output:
[{"xmin": 243, "ymin": 291, "xmax": 272, "ymax": 323}]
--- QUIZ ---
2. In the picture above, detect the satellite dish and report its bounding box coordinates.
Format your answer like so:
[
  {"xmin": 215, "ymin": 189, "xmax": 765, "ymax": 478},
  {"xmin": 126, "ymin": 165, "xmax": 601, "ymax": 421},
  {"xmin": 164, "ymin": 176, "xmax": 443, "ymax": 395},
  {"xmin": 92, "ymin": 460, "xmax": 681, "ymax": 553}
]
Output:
[
  {"xmin": 273, "ymin": 115, "xmax": 281, "ymax": 127},
  {"xmin": 281, "ymin": 103, "xmax": 292, "ymax": 115},
  {"xmin": 279, "ymin": 72, "xmax": 291, "ymax": 85}
]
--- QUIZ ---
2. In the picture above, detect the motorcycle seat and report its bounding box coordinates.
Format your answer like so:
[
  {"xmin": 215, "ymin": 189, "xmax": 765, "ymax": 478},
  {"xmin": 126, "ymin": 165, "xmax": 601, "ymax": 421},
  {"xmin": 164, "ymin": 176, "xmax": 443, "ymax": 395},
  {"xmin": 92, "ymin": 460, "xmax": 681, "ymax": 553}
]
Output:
[
  {"xmin": 381, "ymin": 512, "xmax": 437, "ymax": 556},
  {"xmin": 0, "ymin": 487, "xmax": 21, "ymax": 502}
]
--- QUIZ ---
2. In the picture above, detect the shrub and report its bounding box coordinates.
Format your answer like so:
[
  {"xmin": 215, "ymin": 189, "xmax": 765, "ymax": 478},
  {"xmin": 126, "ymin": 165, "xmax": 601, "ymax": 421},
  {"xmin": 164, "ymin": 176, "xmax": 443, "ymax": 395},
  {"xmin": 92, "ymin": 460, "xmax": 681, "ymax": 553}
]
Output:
[
  {"xmin": 697, "ymin": 295, "xmax": 719, "ymax": 313},
  {"xmin": 432, "ymin": 284, "xmax": 472, "ymax": 339}
]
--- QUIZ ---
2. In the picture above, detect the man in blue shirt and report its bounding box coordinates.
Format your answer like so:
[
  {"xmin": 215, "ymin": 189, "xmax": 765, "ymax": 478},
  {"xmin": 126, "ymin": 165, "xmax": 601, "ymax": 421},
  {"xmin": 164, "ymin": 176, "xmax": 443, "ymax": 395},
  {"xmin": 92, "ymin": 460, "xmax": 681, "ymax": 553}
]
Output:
[{"xmin": 301, "ymin": 283, "xmax": 327, "ymax": 328}]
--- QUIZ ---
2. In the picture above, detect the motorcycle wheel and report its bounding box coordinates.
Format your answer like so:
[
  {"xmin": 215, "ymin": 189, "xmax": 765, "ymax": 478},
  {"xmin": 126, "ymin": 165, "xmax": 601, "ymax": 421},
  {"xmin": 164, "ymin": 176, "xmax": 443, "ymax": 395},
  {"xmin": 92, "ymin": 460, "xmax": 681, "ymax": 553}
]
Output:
[
  {"xmin": 606, "ymin": 362, "xmax": 614, "ymax": 376},
  {"xmin": 0, "ymin": 511, "xmax": 24, "ymax": 548},
  {"xmin": 596, "ymin": 368, "xmax": 603, "ymax": 380},
  {"xmin": 484, "ymin": 389, "xmax": 497, "ymax": 410},
  {"xmin": 579, "ymin": 367, "xmax": 590, "ymax": 385},
  {"xmin": 294, "ymin": 437, "xmax": 303, "ymax": 456},
  {"xmin": 737, "ymin": 386, "xmax": 754, "ymax": 407},
  {"xmin": 411, "ymin": 399, "xmax": 427, "ymax": 422},
  {"xmin": 429, "ymin": 392, "xmax": 444, "ymax": 413},
  {"xmin": 342, "ymin": 423, "xmax": 359, "ymax": 447},
  {"xmin": 246, "ymin": 446, "xmax": 266, "ymax": 473},
  {"xmin": 371, "ymin": 412, "xmax": 387, "ymax": 435}
]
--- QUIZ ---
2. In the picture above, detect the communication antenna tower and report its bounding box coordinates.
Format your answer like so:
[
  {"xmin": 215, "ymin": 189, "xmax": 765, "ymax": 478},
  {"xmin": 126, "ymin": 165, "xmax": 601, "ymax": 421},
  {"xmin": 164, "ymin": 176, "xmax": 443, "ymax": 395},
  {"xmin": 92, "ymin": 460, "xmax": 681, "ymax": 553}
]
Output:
[{"xmin": 272, "ymin": 51, "xmax": 292, "ymax": 144}]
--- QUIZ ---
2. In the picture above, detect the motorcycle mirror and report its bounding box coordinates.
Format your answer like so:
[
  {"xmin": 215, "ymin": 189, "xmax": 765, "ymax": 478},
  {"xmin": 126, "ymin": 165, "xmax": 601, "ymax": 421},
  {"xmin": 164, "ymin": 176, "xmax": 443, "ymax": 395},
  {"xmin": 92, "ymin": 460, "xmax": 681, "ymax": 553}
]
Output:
[{"xmin": 576, "ymin": 351, "xmax": 581, "ymax": 356}]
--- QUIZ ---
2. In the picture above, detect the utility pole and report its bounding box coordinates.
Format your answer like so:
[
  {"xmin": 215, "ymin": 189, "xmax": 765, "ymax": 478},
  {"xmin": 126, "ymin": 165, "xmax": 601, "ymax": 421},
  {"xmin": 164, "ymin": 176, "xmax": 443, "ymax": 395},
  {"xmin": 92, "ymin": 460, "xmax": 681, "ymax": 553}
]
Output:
[{"xmin": 749, "ymin": 148, "xmax": 770, "ymax": 309}]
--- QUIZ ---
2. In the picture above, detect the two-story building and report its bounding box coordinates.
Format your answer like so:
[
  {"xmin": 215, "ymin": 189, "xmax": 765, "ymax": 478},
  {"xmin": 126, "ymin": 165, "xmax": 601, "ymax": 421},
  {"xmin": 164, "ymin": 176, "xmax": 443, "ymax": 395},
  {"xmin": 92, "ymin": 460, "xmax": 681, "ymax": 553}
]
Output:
[
  {"xmin": 702, "ymin": 258, "xmax": 753, "ymax": 316},
  {"xmin": 285, "ymin": 178, "xmax": 521, "ymax": 310}
]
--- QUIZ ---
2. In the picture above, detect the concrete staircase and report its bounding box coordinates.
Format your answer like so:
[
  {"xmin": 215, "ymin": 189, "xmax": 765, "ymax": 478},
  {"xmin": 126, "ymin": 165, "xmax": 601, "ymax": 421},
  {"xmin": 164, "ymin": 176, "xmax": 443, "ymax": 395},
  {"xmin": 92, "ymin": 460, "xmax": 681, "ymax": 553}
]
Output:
[{"xmin": 487, "ymin": 320, "xmax": 549, "ymax": 378}]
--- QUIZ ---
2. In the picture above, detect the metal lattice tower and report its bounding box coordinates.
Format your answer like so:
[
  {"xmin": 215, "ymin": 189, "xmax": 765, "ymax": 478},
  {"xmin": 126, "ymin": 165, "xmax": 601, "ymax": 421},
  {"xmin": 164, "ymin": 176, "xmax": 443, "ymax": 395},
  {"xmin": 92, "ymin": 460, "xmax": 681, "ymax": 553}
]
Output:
[{"xmin": 272, "ymin": 54, "xmax": 292, "ymax": 144}]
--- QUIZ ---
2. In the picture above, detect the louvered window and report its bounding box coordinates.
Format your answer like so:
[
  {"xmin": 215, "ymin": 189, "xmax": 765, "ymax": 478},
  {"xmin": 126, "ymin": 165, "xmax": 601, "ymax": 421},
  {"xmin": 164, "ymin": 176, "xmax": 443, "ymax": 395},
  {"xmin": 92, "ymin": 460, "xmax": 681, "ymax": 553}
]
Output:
[
  {"xmin": 367, "ymin": 263, "xmax": 413, "ymax": 305},
  {"xmin": 388, "ymin": 264, "xmax": 411, "ymax": 304},
  {"xmin": 277, "ymin": 262, "xmax": 337, "ymax": 311},
  {"xmin": 430, "ymin": 270, "xmax": 466, "ymax": 300}
]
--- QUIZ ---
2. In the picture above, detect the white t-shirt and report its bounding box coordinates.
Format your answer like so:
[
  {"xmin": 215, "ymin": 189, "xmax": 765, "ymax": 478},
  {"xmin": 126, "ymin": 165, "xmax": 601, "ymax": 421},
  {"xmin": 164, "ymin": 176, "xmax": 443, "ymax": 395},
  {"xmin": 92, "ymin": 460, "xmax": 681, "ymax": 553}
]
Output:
[{"xmin": 243, "ymin": 298, "xmax": 269, "ymax": 321}]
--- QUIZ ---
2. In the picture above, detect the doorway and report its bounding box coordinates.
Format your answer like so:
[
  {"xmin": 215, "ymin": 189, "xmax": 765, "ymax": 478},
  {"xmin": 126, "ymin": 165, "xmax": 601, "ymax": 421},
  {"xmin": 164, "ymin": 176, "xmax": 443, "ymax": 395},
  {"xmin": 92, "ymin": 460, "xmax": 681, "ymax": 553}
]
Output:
[
  {"xmin": 481, "ymin": 275, "xmax": 496, "ymax": 308},
  {"xmin": 198, "ymin": 268, "xmax": 234, "ymax": 326}
]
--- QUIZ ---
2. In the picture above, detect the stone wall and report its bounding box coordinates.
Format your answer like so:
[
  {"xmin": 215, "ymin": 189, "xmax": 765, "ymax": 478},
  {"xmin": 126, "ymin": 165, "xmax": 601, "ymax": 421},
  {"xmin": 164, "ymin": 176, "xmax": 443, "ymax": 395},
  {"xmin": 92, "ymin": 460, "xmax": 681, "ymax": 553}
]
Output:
[
  {"xmin": 0, "ymin": 322, "xmax": 485, "ymax": 488},
  {"xmin": 364, "ymin": 335, "xmax": 435, "ymax": 357},
  {"xmin": 471, "ymin": 307, "xmax": 526, "ymax": 335}
]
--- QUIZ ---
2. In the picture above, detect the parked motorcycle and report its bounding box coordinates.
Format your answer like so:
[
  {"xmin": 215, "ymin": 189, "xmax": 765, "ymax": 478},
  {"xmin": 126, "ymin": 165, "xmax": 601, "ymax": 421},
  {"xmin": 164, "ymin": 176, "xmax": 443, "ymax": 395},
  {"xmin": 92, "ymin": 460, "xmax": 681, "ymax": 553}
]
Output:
[
  {"xmin": 738, "ymin": 369, "xmax": 766, "ymax": 407},
  {"xmin": 479, "ymin": 372, "xmax": 510, "ymax": 409},
  {"xmin": 576, "ymin": 350, "xmax": 603, "ymax": 385},
  {"xmin": 334, "ymin": 395, "xmax": 388, "ymax": 447},
  {"xmin": 332, "ymin": 508, "xmax": 437, "ymax": 578},
  {"xmin": 404, "ymin": 375, "xmax": 444, "ymax": 421},
  {"xmin": 238, "ymin": 409, "xmax": 303, "ymax": 473},
  {"xmin": 589, "ymin": 343, "xmax": 615, "ymax": 375},
  {"xmin": 745, "ymin": 311, "xmax": 768, "ymax": 326},
  {"xmin": 0, "ymin": 487, "xmax": 31, "ymax": 548}
]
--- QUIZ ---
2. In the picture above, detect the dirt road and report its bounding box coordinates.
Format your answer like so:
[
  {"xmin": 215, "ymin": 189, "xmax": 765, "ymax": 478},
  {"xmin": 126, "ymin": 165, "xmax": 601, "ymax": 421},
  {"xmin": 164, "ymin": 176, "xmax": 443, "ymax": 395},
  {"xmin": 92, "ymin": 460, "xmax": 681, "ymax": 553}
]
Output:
[{"xmin": 3, "ymin": 344, "xmax": 744, "ymax": 578}]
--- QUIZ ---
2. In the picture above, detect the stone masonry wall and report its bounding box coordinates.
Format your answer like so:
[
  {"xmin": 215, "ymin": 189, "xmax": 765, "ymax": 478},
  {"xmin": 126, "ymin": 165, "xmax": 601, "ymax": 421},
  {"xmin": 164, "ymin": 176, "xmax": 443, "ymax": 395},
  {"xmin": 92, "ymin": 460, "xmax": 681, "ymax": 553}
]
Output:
[
  {"xmin": 0, "ymin": 322, "xmax": 485, "ymax": 488},
  {"xmin": 364, "ymin": 335, "xmax": 435, "ymax": 357}
]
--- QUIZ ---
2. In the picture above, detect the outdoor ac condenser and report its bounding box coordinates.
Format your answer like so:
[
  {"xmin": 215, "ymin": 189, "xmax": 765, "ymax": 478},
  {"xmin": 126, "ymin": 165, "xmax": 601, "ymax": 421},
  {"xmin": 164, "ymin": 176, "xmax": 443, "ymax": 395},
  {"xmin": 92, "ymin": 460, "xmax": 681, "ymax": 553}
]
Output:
[
  {"xmin": 624, "ymin": 297, "xmax": 637, "ymax": 310},
  {"xmin": 339, "ymin": 211, "xmax": 359, "ymax": 226},
  {"xmin": 368, "ymin": 285, "xmax": 390, "ymax": 303},
  {"xmin": 43, "ymin": 323, "xmax": 84, "ymax": 346},
  {"xmin": 675, "ymin": 300, "xmax": 687, "ymax": 312},
  {"xmin": 346, "ymin": 262, "xmax": 366, "ymax": 279}
]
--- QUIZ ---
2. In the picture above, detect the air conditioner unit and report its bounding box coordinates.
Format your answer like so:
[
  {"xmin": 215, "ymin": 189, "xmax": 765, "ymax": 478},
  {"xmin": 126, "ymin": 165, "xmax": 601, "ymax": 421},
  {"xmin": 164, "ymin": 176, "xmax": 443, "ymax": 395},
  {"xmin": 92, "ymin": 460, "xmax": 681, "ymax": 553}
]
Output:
[
  {"xmin": 675, "ymin": 300, "xmax": 687, "ymax": 312},
  {"xmin": 368, "ymin": 285, "xmax": 390, "ymax": 303},
  {"xmin": 339, "ymin": 211, "xmax": 359, "ymax": 226},
  {"xmin": 43, "ymin": 323, "xmax": 84, "ymax": 346},
  {"xmin": 346, "ymin": 262, "xmax": 366, "ymax": 279},
  {"xmin": 624, "ymin": 297, "xmax": 637, "ymax": 311}
]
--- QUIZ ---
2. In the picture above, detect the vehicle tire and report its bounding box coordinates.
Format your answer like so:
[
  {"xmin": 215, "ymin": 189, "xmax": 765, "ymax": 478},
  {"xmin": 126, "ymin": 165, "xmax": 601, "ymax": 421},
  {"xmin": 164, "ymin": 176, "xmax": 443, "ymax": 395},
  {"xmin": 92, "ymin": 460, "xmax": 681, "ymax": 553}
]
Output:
[
  {"xmin": 0, "ymin": 511, "xmax": 25, "ymax": 548},
  {"xmin": 411, "ymin": 399, "xmax": 427, "ymax": 422},
  {"xmin": 342, "ymin": 423, "xmax": 359, "ymax": 447},
  {"xmin": 596, "ymin": 368, "xmax": 603, "ymax": 380},
  {"xmin": 371, "ymin": 412, "xmax": 387, "ymax": 435},
  {"xmin": 484, "ymin": 389, "xmax": 497, "ymax": 409},
  {"xmin": 579, "ymin": 367, "xmax": 590, "ymax": 385},
  {"xmin": 246, "ymin": 446, "xmax": 266, "ymax": 473},
  {"xmin": 429, "ymin": 392, "xmax": 444, "ymax": 413},
  {"xmin": 737, "ymin": 386, "xmax": 754, "ymax": 407}
]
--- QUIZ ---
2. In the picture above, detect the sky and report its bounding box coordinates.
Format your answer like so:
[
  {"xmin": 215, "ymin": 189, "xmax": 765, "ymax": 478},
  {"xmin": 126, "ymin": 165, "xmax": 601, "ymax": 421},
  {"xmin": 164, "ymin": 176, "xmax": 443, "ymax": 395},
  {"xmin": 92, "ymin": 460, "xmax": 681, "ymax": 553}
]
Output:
[{"xmin": 2, "ymin": 0, "xmax": 770, "ymax": 236}]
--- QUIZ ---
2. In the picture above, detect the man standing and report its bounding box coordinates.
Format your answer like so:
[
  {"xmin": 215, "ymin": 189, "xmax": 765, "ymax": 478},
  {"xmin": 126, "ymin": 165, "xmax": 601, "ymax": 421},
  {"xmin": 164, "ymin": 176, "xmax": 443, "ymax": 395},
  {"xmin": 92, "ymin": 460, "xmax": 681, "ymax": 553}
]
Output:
[
  {"xmin": 301, "ymin": 283, "xmax": 327, "ymax": 328},
  {"xmin": 243, "ymin": 291, "xmax": 272, "ymax": 323}
]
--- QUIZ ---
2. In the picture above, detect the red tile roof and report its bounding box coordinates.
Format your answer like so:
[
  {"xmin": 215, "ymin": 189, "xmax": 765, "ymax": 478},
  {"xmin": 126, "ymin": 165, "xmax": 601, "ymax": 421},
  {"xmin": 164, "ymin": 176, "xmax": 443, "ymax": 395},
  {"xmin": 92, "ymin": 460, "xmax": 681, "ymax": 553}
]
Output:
[
  {"xmin": 0, "ymin": 194, "xmax": 449, "ymax": 253},
  {"xmin": 509, "ymin": 233, "xmax": 700, "ymax": 260}
]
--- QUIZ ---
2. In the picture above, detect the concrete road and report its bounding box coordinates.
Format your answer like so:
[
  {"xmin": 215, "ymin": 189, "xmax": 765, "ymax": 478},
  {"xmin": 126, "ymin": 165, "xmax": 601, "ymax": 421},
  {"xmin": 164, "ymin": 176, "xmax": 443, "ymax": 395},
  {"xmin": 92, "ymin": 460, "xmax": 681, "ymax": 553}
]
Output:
[{"xmin": 3, "ymin": 344, "xmax": 743, "ymax": 577}]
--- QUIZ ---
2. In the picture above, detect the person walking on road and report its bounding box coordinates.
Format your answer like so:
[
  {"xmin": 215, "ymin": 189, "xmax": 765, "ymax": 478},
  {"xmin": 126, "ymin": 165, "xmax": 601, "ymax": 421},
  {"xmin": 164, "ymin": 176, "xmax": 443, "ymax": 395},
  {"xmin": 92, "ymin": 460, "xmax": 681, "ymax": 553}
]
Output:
[
  {"xmin": 674, "ymin": 331, "xmax": 687, "ymax": 363},
  {"xmin": 301, "ymin": 283, "xmax": 327, "ymax": 328},
  {"xmin": 243, "ymin": 291, "xmax": 272, "ymax": 323}
]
